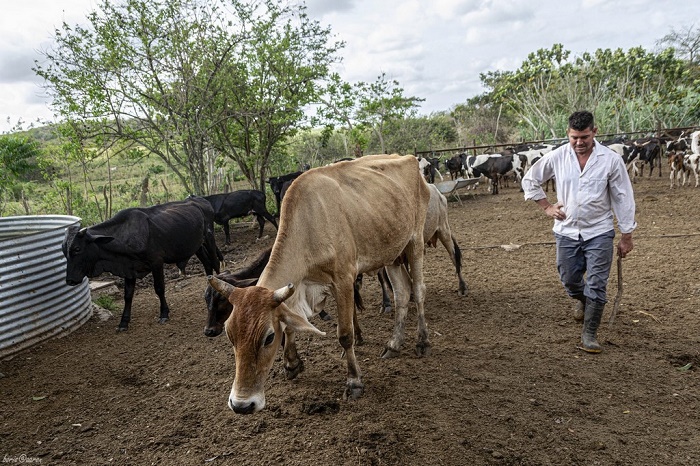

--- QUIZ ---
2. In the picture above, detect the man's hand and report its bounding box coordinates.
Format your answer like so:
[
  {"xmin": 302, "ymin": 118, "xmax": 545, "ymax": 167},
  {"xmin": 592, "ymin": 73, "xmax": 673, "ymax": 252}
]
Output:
[
  {"xmin": 543, "ymin": 201, "xmax": 566, "ymax": 221},
  {"xmin": 618, "ymin": 233, "xmax": 633, "ymax": 258}
]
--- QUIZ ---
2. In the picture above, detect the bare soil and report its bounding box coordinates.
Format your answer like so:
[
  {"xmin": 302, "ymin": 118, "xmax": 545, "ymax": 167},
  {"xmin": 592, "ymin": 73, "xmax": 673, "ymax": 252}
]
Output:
[{"xmin": 2, "ymin": 174, "xmax": 700, "ymax": 466}]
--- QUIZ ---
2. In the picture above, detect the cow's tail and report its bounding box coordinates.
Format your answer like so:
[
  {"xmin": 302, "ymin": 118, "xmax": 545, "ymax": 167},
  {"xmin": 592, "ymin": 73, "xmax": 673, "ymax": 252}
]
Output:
[{"xmin": 452, "ymin": 235, "xmax": 463, "ymax": 276}]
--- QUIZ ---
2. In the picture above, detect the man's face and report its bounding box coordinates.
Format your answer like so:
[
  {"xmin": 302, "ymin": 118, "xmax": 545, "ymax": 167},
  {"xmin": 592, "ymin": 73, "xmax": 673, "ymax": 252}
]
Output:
[{"xmin": 567, "ymin": 126, "xmax": 597, "ymax": 157}]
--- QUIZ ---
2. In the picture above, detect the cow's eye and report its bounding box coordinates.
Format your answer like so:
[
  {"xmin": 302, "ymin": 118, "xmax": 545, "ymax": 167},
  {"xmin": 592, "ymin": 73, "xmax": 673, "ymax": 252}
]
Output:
[{"xmin": 263, "ymin": 332, "xmax": 275, "ymax": 347}]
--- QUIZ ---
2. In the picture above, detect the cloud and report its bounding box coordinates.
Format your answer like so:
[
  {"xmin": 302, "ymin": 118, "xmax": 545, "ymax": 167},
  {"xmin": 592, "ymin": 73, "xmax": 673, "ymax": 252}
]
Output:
[
  {"xmin": 303, "ymin": 0, "xmax": 357, "ymax": 16},
  {"xmin": 0, "ymin": 49, "xmax": 40, "ymax": 84}
]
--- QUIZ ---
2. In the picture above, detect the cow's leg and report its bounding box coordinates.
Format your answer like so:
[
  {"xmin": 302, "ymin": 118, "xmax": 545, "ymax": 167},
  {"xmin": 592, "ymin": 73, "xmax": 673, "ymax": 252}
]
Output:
[
  {"xmin": 381, "ymin": 263, "xmax": 413, "ymax": 359},
  {"xmin": 283, "ymin": 328, "xmax": 304, "ymax": 380},
  {"xmin": 254, "ymin": 215, "xmax": 266, "ymax": 239},
  {"xmin": 333, "ymin": 276, "xmax": 363, "ymax": 400},
  {"xmin": 223, "ymin": 221, "xmax": 231, "ymax": 245},
  {"xmin": 405, "ymin": 240, "xmax": 429, "ymax": 357},
  {"xmin": 152, "ymin": 266, "xmax": 170, "ymax": 323},
  {"xmin": 118, "ymin": 277, "xmax": 136, "ymax": 331},
  {"xmin": 377, "ymin": 268, "xmax": 393, "ymax": 314}
]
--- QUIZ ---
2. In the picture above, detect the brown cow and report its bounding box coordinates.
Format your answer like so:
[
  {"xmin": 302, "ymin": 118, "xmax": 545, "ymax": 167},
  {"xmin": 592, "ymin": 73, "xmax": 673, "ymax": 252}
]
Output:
[{"xmin": 208, "ymin": 154, "xmax": 431, "ymax": 414}]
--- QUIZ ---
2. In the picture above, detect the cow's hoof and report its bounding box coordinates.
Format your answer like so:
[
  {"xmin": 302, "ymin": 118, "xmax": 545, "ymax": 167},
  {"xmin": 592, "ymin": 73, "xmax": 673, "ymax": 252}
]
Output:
[
  {"xmin": 381, "ymin": 305, "xmax": 393, "ymax": 315},
  {"xmin": 458, "ymin": 285, "xmax": 468, "ymax": 296},
  {"xmin": 285, "ymin": 359, "xmax": 304, "ymax": 380},
  {"xmin": 415, "ymin": 341, "xmax": 432, "ymax": 357},
  {"xmin": 319, "ymin": 310, "xmax": 332, "ymax": 321},
  {"xmin": 380, "ymin": 346, "xmax": 401, "ymax": 359},
  {"xmin": 158, "ymin": 317, "xmax": 169, "ymax": 324},
  {"xmin": 343, "ymin": 383, "xmax": 364, "ymax": 401},
  {"xmin": 116, "ymin": 326, "xmax": 128, "ymax": 332}
]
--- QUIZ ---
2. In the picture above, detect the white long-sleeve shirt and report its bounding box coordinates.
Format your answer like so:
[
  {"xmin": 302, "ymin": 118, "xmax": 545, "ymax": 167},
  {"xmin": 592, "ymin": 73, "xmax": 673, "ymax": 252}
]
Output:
[{"xmin": 522, "ymin": 140, "xmax": 637, "ymax": 240}]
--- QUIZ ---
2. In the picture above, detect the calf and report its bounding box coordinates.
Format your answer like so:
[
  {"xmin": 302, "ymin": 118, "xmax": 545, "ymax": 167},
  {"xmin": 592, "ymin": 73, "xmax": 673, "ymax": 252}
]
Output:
[
  {"xmin": 204, "ymin": 190, "xmax": 278, "ymax": 244},
  {"xmin": 63, "ymin": 196, "xmax": 221, "ymax": 331},
  {"xmin": 669, "ymin": 152, "xmax": 692, "ymax": 188},
  {"xmin": 683, "ymin": 152, "xmax": 700, "ymax": 188},
  {"xmin": 631, "ymin": 138, "xmax": 662, "ymax": 178}
]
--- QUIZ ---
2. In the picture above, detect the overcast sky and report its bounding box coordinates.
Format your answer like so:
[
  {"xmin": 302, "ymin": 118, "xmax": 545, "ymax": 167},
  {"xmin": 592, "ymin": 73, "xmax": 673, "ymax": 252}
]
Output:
[{"xmin": 1, "ymin": 0, "xmax": 696, "ymax": 133}]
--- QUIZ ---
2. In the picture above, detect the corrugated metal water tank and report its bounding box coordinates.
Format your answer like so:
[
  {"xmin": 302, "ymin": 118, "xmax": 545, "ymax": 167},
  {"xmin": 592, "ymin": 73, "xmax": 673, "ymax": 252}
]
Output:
[{"xmin": 0, "ymin": 215, "xmax": 92, "ymax": 359}]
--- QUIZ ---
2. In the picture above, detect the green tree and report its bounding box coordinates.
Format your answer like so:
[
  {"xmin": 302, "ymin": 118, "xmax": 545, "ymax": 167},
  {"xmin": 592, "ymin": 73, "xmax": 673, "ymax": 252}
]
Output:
[
  {"xmin": 316, "ymin": 73, "xmax": 366, "ymax": 157},
  {"xmin": 318, "ymin": 73, "xmax": 424, "ymax": 156},
  {"xmin": 480, "ymin": 44, "xmax": 695, "ymax": 138},
  {"xmin": 35, "ymin": 0, "xmax": 341, "ymax": 195},
  {"xmin": 357, "ymin": 73, "xmax": 425, "ymax": 154},
  {"xmin": 0, "ymin": 135, "xmax": 40, "ymax": 215},
  {"xmin": 210, "ymin": 2, "xmax": 343, "ymax": 190}
]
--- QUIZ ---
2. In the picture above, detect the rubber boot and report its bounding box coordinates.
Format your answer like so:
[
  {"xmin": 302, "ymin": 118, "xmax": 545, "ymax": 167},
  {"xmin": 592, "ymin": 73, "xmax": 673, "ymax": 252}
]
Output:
[
  {"xmin": 580, "ymin": 300, "xmax": 605, "ymax": 353},
  {"xmin": 572, "ymin": 294, "xmax": 586, "ymax": 322}
]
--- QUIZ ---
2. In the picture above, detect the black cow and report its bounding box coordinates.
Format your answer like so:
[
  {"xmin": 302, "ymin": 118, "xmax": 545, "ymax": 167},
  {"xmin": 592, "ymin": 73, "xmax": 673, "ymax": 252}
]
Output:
[
  {"xmin": 62, "ymin": 196, "xmax": 221, "ymax": 331},
  {"xmin": 444, "ymin": 153, "xmax": 467, "ymax": 180},
  {"xmin": 203, "ymin": 247, "xmax": 271, "ymax": 337},
  {"xmin": 268, "ymin": 171, "xmax": 304, "ymax": 216},
  {"xmin": 204, "ymin": 190, "xmax": 278, "ymax": 244}
]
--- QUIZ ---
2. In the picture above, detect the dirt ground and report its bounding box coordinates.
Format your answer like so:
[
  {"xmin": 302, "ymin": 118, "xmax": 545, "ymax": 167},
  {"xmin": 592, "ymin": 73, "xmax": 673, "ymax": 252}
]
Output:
[{"xmin": 2, "ymin": 172, "xmax": 700, "ymax": 466}]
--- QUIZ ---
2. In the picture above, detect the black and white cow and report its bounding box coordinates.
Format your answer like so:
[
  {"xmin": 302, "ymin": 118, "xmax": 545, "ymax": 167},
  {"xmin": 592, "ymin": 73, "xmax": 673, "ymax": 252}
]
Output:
[
  {"xmin": 468, "ymin": 153, "xmax": 526, "ymax": 194},
  {"xmin": 418, "ymin": 156, "xmax": 444, "ymax": 183},
  {"xmin": 62, "ymin": 196, "xmax": 221, "ymax": 331}
]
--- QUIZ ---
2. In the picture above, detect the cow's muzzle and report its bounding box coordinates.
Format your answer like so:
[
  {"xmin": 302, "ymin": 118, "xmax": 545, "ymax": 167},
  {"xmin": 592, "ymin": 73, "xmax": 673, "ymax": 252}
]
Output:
[{"xmin": 204, "ymin": 325, "xmax": 223, "ymax": 337}]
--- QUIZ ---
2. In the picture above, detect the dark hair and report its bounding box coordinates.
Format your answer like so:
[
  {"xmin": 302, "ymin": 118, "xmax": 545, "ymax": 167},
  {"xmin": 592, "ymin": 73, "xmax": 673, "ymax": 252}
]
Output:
[{"xmin": 568, "ymin": 111, "xmax": 595, "ymax": 131}]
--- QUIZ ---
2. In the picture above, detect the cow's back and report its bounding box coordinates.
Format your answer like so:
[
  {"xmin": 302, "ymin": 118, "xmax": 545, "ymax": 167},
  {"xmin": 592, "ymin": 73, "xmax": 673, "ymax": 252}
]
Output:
[
  {"xmin": 93, "ymin": 198, "xmax": 210, "ymax": 262},
  {"xmin": 263, "ymin": 154, "xmax": 430, "ymax": 285}
]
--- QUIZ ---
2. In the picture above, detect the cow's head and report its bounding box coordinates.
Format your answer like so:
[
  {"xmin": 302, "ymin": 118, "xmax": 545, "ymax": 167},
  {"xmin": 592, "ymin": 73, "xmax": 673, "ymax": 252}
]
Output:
[
  {"xmin": 203, "ymin": 273, "xmax": 257, "ymax": 337},
  {"xmin": 207, "ymin": 277, "xmax": 324, "ymax": 414},
  {"xmin": 62, "ymin": 226, "xmax": 113, "ymax": 286}
]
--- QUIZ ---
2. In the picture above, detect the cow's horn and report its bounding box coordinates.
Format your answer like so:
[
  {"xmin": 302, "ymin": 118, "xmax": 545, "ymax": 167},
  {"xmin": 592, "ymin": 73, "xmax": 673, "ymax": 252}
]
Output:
[
  {"xmin": 272, "ymin": 283, "xmax": 294, "ymax": 303},
  {"xmin": 208, "ymin": 276, "xmax": 236, "ymax": 298}
]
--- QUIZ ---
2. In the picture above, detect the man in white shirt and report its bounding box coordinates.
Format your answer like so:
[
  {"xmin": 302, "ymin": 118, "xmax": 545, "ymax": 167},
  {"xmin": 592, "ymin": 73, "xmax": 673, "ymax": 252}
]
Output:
[{"xmin": 522, "ymin": 111, "xmax": 637, "ymax": 353}]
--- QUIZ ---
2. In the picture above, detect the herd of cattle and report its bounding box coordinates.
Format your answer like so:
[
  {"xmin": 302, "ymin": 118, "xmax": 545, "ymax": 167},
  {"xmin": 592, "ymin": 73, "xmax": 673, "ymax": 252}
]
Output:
[
  {"xmin": 61, "ymin": 155, "xmax": 468, "ymax": 414},
  {"xmin": 418, "ymin": 128, "xmax": 700, "ymax": 193},
  {"xmin": 60, "ymin": 129, "xmax": 699, "ymax": 414}
]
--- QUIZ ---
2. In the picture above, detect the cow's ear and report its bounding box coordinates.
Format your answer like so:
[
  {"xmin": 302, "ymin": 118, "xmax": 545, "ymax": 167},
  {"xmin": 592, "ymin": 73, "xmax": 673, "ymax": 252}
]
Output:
[
  {"xmin": 232, "ymin": 277, "xmax": 258, "ymax": 288},
  {"xmin": 92, "ymin": 235, "xmax": 115, "ymax": 244},
  {"xmin": 277, "ymin": 306, "xmax": 325, "ymax": 336}
]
